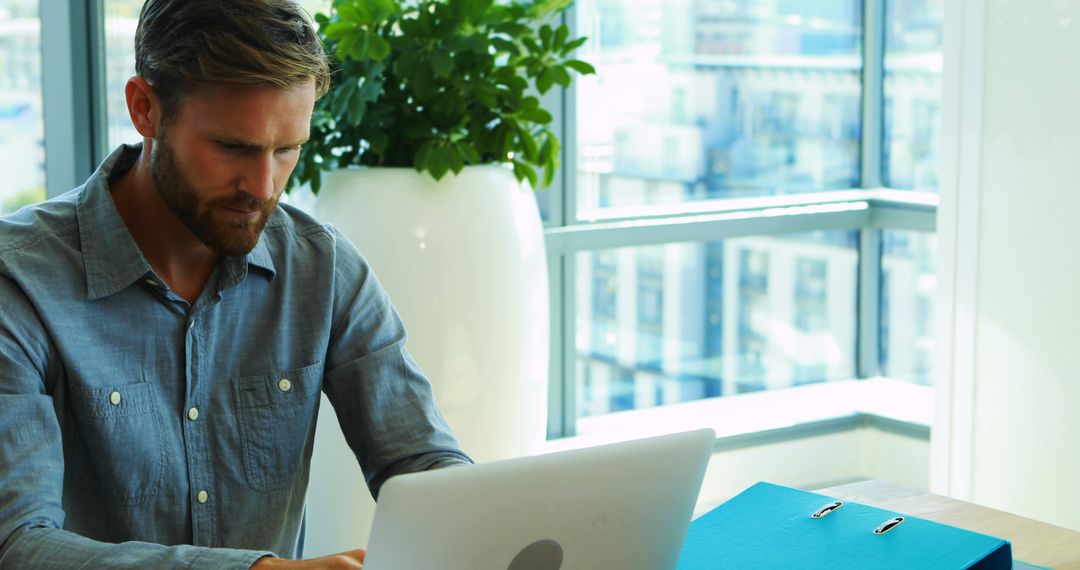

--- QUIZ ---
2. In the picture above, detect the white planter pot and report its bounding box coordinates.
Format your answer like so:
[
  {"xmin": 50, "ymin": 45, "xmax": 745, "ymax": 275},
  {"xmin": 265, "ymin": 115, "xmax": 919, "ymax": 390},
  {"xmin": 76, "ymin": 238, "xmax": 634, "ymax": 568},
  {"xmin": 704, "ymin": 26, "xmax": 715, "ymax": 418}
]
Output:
[{"xmin": 304, "ymin": 165, "xmax": 550, "ymax": 553}]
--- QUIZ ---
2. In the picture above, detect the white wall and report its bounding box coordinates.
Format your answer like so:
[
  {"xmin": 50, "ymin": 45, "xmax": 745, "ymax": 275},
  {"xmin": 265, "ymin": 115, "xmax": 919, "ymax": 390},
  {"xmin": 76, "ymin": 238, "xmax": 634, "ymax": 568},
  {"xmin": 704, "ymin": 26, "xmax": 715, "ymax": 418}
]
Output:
[
  {"xmin": 696, "ymin": 426, "xmax": 929, "ymax": 515},
  {"xmin": 937, "ymin": 0, "xmax": 1080, "ymax": 532}
]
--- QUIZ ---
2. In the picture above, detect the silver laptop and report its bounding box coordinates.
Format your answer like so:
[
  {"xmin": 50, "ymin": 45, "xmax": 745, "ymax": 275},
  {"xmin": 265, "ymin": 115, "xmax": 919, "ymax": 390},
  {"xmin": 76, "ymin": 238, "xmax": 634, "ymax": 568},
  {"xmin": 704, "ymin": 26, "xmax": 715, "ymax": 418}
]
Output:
[{"xmin": 363, "ymin": 428, "xmax": 715, "ymax": 570}]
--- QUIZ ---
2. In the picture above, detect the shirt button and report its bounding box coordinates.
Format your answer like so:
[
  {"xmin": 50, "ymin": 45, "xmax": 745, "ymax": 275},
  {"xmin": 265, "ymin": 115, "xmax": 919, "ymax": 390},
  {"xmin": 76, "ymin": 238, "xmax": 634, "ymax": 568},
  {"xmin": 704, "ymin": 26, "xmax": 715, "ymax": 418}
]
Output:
[
  {"xmin": 144, "ymin": 279, "xmax": 158, "ymax": 287},
  {"xmin": 197, "ymin": 490, "xmax": 209, "ymax": 504},
  {"xmin": 188, "ymin": 318, "xmax": 197, "ymax": 330},
  {"xmin": 188, "ymin": 407, "xmax": 200, "ymax": 421},
  {"xmin": 278, "ymin": 378, "xmax": 292, "ymax": 392},
  {"xmin": 109, "ymin": 391, "xmax": 121, "ymax": 406}
]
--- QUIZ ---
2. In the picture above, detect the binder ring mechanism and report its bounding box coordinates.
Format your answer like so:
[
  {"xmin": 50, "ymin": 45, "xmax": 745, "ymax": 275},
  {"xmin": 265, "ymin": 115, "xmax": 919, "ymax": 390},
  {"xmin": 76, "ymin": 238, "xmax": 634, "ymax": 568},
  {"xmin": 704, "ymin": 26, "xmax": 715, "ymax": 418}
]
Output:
[
  {"xmin": 810, "ymin": 502, "xmax": 906, "ymax": 535},
  {"xmin": 810, "ymin": 501, "xmax": 844, "ymax": 519},
  {"xmin": 873, "ymin": 517, "xmax": 906, "ymax": 535}
]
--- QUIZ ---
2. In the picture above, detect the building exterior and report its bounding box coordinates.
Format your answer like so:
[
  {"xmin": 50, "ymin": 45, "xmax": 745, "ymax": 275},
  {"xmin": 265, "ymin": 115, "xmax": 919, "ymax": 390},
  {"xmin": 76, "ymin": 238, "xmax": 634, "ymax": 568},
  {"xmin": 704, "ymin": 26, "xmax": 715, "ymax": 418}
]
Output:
[{"xmin": 574, "ymin": 0, "xmax": 938, "ymax": 417}]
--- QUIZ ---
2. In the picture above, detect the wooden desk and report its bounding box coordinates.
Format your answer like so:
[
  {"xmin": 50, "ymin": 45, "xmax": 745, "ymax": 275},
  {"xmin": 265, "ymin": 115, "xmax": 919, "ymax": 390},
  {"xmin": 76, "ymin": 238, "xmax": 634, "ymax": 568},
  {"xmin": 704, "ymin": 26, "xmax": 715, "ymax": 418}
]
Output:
[{"xmin": 816, "ymin": 480, "xmax": 1080, "ymax": 570}]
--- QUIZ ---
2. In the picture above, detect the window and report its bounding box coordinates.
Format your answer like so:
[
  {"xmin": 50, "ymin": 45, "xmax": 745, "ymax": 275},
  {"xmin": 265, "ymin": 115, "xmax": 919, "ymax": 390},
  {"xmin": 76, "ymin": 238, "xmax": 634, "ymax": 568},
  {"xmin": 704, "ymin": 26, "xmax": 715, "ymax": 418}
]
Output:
[
  {"xmin": 101, "ymin": 0, "xmax": 142, "ymax": 151},
  {"xmin": 0, "ymin": 0, "xmax": 44, "ymax": 216},
  {"xmin": 548, "ymin": 0, "xmax": 942, "ymax": 436},
  {"xmin": 574, "ymin": 231, "xmax": 858, "ymax": 417},
  {"xmin": 883, "ymin": 0, "xmax": 943, "ymax": 190},
  {"xmin": 575, "ymin": 0, "xmax": 863, "ymax": 215},
  {"xmin": 880, "ymin": 229, "xmax": 936, "ymax": 385}
]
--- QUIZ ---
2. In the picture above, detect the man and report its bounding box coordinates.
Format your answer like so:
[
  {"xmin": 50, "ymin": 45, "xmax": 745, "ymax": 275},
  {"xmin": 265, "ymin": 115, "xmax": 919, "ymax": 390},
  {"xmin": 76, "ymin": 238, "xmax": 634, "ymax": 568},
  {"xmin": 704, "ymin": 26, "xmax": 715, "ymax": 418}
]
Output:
[{"xmin": 0, "ymin": 1, "xmax": 471, "ymax": 568}]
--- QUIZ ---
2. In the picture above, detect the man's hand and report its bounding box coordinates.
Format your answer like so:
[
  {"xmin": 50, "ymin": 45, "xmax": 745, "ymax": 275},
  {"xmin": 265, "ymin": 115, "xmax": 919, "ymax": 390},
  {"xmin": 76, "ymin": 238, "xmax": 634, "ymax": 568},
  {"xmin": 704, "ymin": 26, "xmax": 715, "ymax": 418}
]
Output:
[{"xmin": 250, "ymin": 549, "xmax": 365, "ymax": 569}]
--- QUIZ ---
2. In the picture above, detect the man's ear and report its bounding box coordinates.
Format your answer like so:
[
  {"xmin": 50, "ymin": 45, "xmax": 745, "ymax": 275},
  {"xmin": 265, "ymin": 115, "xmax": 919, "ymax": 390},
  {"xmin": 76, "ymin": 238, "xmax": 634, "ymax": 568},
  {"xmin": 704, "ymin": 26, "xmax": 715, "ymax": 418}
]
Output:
[{"xmin": 126, "ymin": 76, "xmax": 162, "ymax": 139}]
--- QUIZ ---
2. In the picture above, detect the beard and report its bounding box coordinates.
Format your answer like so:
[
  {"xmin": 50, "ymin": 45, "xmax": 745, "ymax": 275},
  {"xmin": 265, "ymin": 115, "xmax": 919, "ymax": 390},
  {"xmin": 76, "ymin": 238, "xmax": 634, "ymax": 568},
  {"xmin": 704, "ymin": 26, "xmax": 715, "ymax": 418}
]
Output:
[{"xmin": 150, "ymin": 134, "xmax": 277, "ymax": 257}]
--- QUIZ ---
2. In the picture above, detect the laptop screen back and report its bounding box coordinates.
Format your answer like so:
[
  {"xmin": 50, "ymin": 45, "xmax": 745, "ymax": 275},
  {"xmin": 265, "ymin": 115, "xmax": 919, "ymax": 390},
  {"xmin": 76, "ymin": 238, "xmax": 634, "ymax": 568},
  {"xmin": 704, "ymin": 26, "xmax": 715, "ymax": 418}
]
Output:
[{"xmin": 363, "ymin": 428, "xmax": 715, "ymax": 570}]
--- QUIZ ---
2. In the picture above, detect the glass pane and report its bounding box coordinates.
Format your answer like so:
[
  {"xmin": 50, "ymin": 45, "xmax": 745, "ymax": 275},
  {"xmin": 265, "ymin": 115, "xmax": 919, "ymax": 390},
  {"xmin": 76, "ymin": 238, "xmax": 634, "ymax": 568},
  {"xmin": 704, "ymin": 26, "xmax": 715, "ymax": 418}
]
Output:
[
  {"xmin": 102, "ymin": 0, "xmax": 142, "ymax": 151},
  {"xmin": 536, "ymin": 187, "xmax": 551, "ymax": 224},
  {"xmin": 574, "ymin": 230, "xmax": 858, "ymax": 419},
  {"xmin": 575, "ymin": 0, "xmax": 862, "ymax": 218},
  {"xmin": 299, "ymin": 0, "xmax": 331, "ymax": 17},
  {"xmin": 883, "ymin": 0, "xmax": 943, "ymax": 190},
  {"xmin": 0, "ymin": 0, "xmax": 45, "ymax": 215},
  {"xmin": 880, "ymin": 230, "xmax": 936, "ymax": 385}
]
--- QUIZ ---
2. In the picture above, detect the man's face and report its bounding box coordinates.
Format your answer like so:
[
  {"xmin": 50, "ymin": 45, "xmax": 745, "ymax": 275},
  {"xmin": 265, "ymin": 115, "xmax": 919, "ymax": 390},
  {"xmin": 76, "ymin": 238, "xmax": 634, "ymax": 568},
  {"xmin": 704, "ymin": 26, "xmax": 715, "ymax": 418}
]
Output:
[{"xmin": 149, "ymin": 81, "xmax": 317, "ymax": 256}]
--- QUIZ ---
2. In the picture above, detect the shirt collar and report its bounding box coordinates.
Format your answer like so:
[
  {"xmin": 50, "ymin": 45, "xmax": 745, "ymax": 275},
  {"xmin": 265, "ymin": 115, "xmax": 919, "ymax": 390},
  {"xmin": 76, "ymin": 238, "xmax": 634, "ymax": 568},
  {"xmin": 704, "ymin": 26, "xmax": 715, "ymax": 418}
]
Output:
[
  {"xmin": 246, "ymin": 233, "xmax": 276, "ymax": 277},
  {"xmin": 78, "ymin": 144, "xmax": 277, "ymax": 301},
  {"xmin": 79, "ymin": 144, "xmax": 154, "ymax": 301}
]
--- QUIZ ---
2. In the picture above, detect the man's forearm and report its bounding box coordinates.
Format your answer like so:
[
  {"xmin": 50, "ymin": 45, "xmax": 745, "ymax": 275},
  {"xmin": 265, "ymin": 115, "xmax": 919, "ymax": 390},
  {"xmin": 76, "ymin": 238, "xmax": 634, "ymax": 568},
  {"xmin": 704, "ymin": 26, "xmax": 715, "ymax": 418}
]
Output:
[{"xmin": 0, "ymin": 526, "xmax": 270, "ymax": 570}]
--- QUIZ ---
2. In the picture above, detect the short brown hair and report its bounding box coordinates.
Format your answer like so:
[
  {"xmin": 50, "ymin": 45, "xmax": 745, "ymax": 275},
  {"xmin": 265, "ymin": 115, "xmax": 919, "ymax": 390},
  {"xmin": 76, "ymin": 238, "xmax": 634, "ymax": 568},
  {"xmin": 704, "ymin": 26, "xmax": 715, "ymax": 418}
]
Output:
[{"xmin": 135, "ymin": 0, "xmax": 330, "ymax": 122}]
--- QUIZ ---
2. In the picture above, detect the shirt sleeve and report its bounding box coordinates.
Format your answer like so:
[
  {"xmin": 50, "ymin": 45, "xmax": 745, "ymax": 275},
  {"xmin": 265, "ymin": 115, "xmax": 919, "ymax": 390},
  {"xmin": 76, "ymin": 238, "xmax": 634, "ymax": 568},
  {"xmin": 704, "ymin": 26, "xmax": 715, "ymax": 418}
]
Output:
[
  {"xmin": 320, "ymin": 227, "xmax": 473, "ymax": 498},
  {"xmin": 0, "ymin": 274, "xmax": 272, "ymax": 570}
]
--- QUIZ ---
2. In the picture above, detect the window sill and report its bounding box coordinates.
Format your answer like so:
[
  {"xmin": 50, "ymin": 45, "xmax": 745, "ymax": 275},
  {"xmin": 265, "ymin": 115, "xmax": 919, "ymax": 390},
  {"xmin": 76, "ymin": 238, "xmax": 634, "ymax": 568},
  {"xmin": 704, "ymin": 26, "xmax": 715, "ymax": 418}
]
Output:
[{"xmin": 538, "ymin": 377, "xmax": 932, "ymax": 455}]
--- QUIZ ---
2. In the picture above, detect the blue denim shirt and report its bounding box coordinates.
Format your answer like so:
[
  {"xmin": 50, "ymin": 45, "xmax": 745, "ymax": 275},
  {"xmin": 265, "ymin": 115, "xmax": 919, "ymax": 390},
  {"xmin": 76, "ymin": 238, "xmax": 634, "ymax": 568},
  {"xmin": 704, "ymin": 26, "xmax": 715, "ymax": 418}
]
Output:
[{"xmin": 0, "ymin": 145, "xmax": 471, "ymax": 568}]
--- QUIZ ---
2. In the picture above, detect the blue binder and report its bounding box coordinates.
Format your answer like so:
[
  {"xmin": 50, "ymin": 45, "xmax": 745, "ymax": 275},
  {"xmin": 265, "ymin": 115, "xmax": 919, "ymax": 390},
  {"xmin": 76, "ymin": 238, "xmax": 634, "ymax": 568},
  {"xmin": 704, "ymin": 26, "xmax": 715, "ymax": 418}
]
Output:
[{"xmin": 677, "ymin": 482, "xmax": 1013, "ymax": 569}]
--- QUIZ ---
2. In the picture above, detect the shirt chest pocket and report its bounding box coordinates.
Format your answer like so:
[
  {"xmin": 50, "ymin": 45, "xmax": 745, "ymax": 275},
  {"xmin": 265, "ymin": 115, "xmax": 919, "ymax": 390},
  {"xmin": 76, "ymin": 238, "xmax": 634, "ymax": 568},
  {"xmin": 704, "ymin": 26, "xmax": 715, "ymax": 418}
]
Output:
[
  {"xmin": 68, "ymin": 381, "xmax": 166, "ymax": 505},
  {"xmin": 234, "ymin": 362, "xmax": 323, "ymax": 493}
]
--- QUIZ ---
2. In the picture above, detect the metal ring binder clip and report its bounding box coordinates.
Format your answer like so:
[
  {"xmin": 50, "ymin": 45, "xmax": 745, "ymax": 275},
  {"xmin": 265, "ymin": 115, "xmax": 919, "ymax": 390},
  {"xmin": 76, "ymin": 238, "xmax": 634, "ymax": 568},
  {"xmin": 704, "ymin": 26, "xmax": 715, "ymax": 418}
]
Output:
[
  {"xmin": 873, "ymin": 517, "xmax": 905, "ymax": 535},
  {"xmin": 811, "ymin": 501, "xmax": 843, "ymax": 519}
]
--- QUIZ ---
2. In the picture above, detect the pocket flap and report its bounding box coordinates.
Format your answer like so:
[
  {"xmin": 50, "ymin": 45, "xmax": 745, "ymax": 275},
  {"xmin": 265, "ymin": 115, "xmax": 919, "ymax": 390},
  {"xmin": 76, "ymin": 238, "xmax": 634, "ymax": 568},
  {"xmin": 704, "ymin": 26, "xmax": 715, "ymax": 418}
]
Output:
[
  {"xmin": 235, "ymin": 361, "xmax": 322, "ymax": 409},
  {"xmin": 72, "ymin": 382, "xmax": 157, "ymax": 419}
]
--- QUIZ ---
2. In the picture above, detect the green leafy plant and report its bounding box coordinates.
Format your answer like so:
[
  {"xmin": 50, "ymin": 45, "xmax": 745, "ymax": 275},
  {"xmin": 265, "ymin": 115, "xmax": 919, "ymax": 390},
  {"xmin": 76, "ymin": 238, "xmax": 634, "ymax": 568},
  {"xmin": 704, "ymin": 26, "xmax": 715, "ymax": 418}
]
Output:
[{"xmin": 291, "ymin": 0, "xmax": 595, "ymax": 194}]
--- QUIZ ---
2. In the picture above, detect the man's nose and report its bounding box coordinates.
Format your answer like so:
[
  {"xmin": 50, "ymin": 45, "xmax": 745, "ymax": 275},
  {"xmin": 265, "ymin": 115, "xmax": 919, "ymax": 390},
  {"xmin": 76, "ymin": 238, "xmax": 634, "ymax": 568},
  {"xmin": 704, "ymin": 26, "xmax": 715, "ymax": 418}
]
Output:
[{"xmin": 239, "ymin": 154, "xmax": 276, "ymax": 201}]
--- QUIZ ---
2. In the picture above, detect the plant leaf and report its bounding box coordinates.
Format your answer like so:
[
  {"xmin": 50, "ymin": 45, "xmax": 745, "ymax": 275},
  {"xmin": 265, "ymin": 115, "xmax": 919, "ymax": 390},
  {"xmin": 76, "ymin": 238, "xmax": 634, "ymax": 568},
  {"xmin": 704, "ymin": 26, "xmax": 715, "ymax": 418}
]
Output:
[
  {"xmin": 490, "ymin": 37, "xmax": 519, "ymax": 55},
  {"xmin": 564, "ymin": 59, "xmax": 596, "ymax": 75},
  {"xmin": 474, "ymin": 88, "xmax": 498, "ymax": 109},
  {"xmin": 447, "ymin": 142, "xmax": 466, "ymax": 174},
  {"xmin": 538, "ymin": 135, "xmax": 551, "ymax": 168},
  {"xmin": 551, "ymin": 65, "xmax": 571, "ymax": 87},
  {"xmin": 366, "ymin": 129, "xmax": 390, "ymax": 156},
  {"xmin": 517, "ymin": 125, "xmax": 538, "ymax": 162},
  {"xmin": 431, "ymin": 50, "xmax": 454, "ymax": 78},
  {"xmin": 539, "ymin": 25, "xmax": 553, "ymax": 51},
  {"xmin": 347, "ymin": 84, "xmax": 368, "ymax": 126},
  {"xmin": 467, "ymin": 0, "xmax": 495, "ymax": 23},
  {"xmin": 337, "ymin": 4, "xmax": 364, "ymax": 25},
  {"xmin": 512, "ymin": 160, "xmax": 538, "ymax": 189},
  {"xmin": 428, "ymin": 145, "xmax": 451, "ymax": 180},
  {"xmin": 331, "ymin": 80, "xmax": 358, "ymax": 119},
  {"xmin": 410, "ymin": 64, "xmax": 436, "ymax": 99},
  {"xmin": 494, "ymin": 122, "xmax": 514, "ymax": 159},
  {"xmin": 459, "ymin": 141, "xmax": 481, "ymax": 164},
  {"xmin": 415, "ymin": 139, "xmax": 436, "ymax": 172},
  {"xmin": 367, "ymin": 34, "xmax": 392, "ymax": 60},
  {"xmin": 325, "ymin": 21, "xmax": 358, "ymax": 40},
  {"xmin": 554, "ymin": 24, "xmax": 569, "ymax": 49},
  {"xmin": 311, "ymin": 165, "xmax": 323, "ymax": 195},
  {"xmin": 543, "ymin": 131, "xmax": 560, "ymax": 164},
  {"xmin": 561, "ymin": 36, "xmax": 588, "ymax": 54},
  {"xmin": 536, "ymin": 67, "xmax": 554, "ymax": 94},
  {"xmin": 543, "ymin": 157, "xmax": 557, "ymax": 187},
  {"xmin": 336, "ymin": 31, "xmax": 359, "ymax": 61},
  {"xmin": 529, "ymin": 0, "xmax": 572, "ymax": 19},
  {"xmin": 520, "ymin": 107, "xmax": 552, "ymax": 124}
]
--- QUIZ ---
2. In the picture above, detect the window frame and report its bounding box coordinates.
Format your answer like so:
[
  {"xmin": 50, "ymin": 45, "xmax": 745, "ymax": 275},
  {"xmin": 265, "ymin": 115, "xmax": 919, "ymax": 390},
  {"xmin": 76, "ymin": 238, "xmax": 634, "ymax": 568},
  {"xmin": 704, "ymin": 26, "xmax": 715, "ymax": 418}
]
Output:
[
  {"xmin": 544, "ymin": 0, "xmax": 937, "ymax": 439},
  {"xmin": 40, "ymin": 0, "xmax": 107, "ymax": 198}
]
